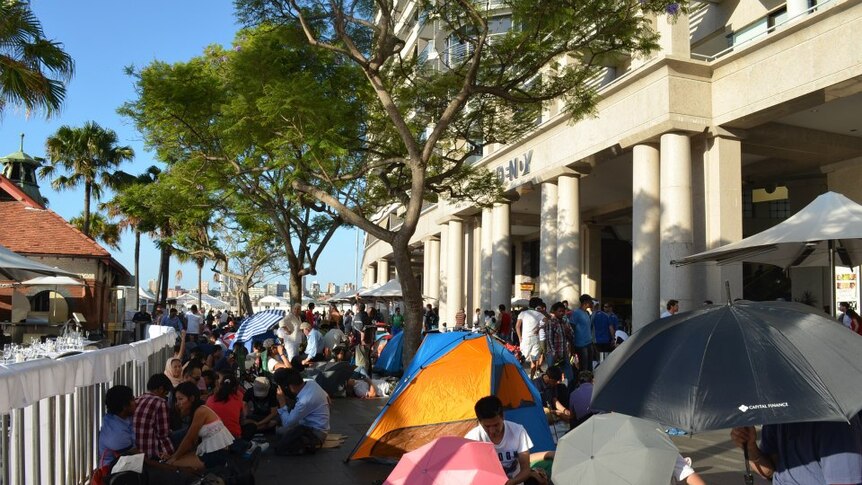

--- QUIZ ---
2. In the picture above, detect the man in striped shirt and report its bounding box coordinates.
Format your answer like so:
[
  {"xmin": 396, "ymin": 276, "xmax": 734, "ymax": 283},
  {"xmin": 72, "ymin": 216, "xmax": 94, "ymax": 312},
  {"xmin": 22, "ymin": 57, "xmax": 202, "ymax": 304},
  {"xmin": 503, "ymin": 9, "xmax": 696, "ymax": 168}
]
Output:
[{"xmin": 133, "ymin": 373, "xmax": 174, "ymax": 460}]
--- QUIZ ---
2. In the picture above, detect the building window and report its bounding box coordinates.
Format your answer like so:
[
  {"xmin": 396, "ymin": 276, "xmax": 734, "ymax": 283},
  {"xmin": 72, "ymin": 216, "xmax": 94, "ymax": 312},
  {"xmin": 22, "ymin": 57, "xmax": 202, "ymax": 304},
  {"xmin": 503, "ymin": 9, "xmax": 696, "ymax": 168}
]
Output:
[
  {"xmin": 769, "ymin": 198, "xmax": 791, "ymax": 220},
  {"xmin": 30, "ymin": 290, "xmax": 51, "ymax": 312}
]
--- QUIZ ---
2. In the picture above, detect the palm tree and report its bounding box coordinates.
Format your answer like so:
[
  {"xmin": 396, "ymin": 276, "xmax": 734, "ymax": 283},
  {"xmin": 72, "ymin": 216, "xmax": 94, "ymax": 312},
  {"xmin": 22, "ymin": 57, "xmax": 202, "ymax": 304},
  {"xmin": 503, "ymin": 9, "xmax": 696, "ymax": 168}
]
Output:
[
  {"xmin": 40, "ymin": 121, "xmax": 134, "ymax": 236},
  {"xmin": 104, "ymin": 165, "xmax": 161, "ymax": 304},
  {"xmin": 69, "ymin": 211, "xmax": 121, "ymax": 249},
  {"xmin": 0, "ymin": 1, "xmax": 74, "ymax": 117}
]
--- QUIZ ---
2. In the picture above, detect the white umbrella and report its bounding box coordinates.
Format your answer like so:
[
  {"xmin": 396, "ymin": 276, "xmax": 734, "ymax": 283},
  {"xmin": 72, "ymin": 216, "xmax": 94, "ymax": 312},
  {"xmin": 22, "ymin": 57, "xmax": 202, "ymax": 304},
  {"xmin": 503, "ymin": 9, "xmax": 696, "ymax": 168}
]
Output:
[
  {"xmin": 672, "ymin": 191, "xmax": 862, "ymax": 268},
  {"xmin": 553, "ymin": 414, "xmax": 682, "ymax": 485},
  {"xmin": 672, "ymin": 191, "xmax": 862, "ymax": 315},
  {"xmin": 0, "ymin": 243, "xmax": 79, "ymax": 282},
  {"xmin": 20, "ymin": 276, "xmax": 84, "ymax": 286}
]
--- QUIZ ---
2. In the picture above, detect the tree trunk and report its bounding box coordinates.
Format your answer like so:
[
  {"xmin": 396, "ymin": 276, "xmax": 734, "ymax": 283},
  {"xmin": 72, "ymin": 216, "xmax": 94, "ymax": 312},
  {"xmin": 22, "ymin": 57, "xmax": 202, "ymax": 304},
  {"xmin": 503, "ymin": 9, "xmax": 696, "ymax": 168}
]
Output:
[
  {"xmin": 134, "ymin": 230, "xmax": 141, "ymax": 309},
  {"xmin": 391, "ymin": 235, "xmax": 424, "ymax": 365},
  {"xmin": 288, "ymin": 271, "xmax": 303, "ymax": 308},
  {"xmin": 238, "ymin": 278, "xmax": 254, "ymax": 316},
  {"xmin": 197, "ymin": 261, "xmax": 203, "ymax": 309},
  {"xmin": 83, "ymin": 182, "xmax": 92, "ymax": 237},
  {"xmin": 159, "ymin": 245, "xmax": 171, "ymax": 307}
]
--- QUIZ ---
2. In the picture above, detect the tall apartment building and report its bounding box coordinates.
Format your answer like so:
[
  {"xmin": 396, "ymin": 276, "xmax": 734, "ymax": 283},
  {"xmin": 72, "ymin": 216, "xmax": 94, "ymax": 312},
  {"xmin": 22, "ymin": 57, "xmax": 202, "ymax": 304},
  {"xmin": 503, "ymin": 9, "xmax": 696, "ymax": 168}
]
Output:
[{"xmin": 362, "ymin": 0, "xmax": 862, "ymax": 328}]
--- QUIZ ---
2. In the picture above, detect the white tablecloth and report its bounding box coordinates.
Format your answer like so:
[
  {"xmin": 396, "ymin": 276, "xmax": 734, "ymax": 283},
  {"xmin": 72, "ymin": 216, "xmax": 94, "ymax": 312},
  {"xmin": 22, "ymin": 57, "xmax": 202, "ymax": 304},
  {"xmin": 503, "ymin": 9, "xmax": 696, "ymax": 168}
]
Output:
[{"xmin": 0, "ymin": 329, "xmax": 176, "ymax": 414}]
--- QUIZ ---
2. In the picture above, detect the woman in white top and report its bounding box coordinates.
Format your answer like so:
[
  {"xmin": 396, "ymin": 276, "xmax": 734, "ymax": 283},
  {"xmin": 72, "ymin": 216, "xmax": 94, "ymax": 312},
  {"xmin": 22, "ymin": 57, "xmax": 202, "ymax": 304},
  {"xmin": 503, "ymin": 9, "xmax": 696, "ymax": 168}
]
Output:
[{"xmin": 166, "ymin": 381, "xmax": 235, "ymax": 470}]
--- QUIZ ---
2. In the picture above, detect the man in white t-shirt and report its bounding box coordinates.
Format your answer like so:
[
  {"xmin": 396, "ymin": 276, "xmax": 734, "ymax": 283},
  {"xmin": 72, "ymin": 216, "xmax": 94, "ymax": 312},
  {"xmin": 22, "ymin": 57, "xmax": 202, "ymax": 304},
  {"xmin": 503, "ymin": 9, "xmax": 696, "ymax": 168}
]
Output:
[
  {"xmin": 464, "ymin": 395, "xmax": 548, "ymax": 485},
  {"xmin": 516, "ymin": 297, "xmax": 546, "ymax": 379},
  {"xmin": 185, "ymin": 304, "xmax": 203, "ymax": 340}
]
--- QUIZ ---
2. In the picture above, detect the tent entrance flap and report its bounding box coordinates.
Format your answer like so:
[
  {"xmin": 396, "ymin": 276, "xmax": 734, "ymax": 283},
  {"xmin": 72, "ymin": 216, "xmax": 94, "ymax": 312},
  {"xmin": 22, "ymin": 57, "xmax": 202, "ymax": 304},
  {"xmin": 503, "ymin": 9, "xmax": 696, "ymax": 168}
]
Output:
[{"xmin": 369, "ymin": 420, "xmax": 476, "ymax": 458}]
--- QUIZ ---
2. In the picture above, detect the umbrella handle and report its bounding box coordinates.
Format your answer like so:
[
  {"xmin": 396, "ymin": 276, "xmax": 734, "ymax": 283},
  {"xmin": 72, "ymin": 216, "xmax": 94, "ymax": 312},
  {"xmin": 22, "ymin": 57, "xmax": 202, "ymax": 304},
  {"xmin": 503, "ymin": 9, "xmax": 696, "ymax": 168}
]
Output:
[{"xmin": 742, "ymin": 447, "xmax": 755, "ymax": 485}]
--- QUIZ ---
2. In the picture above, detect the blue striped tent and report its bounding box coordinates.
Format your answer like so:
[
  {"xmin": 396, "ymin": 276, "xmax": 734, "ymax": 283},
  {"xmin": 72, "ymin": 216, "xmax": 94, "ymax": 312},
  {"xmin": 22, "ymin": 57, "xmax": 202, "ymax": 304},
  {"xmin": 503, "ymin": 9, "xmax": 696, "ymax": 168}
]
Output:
[{"xmin": 233, "ymin": 309, "xmax": 285, "ymax": 344}]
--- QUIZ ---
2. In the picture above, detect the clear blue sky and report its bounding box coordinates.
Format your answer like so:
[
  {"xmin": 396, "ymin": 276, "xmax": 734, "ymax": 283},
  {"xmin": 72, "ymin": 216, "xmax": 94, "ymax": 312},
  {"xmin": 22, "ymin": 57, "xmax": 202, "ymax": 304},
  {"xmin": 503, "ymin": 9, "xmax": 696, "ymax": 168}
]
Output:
[{"xmin": 1, "ymin": 1, "xmax": 362, "ymax": 292}]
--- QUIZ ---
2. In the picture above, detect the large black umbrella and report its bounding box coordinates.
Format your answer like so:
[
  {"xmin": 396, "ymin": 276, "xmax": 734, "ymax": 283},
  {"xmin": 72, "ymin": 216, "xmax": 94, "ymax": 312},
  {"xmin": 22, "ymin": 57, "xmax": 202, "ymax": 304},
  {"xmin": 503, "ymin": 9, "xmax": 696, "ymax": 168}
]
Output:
[{"xmin": 591, "ymin": 300, "xmax": 862, "ymax": 432}]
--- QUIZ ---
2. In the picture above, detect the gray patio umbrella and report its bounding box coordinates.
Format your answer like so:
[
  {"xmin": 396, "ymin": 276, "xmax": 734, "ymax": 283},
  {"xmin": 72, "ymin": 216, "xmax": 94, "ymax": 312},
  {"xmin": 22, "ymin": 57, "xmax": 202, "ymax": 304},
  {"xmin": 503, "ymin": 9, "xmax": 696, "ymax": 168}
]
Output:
[
  {"xmin": 0, "ymin": 243, "xmax": 79, "ymax": 282},
  {"xmin": 591, "ymin": 299, "xmax": 862, "ymax": 482},
  {"xmin": 552, "ymin": 413, "xmax": 682, "ymax": 485}
]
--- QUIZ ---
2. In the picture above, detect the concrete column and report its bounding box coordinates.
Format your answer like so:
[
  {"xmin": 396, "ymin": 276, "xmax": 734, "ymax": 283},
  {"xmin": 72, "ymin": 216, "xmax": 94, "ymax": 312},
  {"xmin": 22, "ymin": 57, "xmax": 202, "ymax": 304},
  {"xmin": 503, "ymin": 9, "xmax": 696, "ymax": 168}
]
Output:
[
  {"xmin": 786, "ymin": 0, "xmax": 810, "ymax": 19},
  {"xmin": 557, "ymin": 175, "xmax": 581, "ymax": 304},
  {"xmin": 376, "ymin": 259, "xmax": 389, "ymax": 285},
  {"xmin": 491, "ymin": 203, "xmax": 511, "ymax": 309},
  {"xmin": 365, "ymin": 264, "xmax": 376, "ymax": 288},
  {"xmin": 464, "ymin": 222, "xmax": 475, "ymax": 319},
  {"xmin": 427, "ymin": 238, "xmax": 441, "ymax": 302},
  {"xmin": 632, "ymin": 143, "xmax": 661, "ymax": 330},
  {"xmin": 480, "ymin": 208, "xmax": 494, "ymax": 310},
  {"xmin": 660, "ymin": 132, "xmax": 694, "ymax": 313},
  {"xmin": 446, "ymin": 219, "xmax": 465, "ymax": 325},
  {"xmin": 439, "ymin": 225, "xmax": 449, "ymax": 321},
  {"xmin": 656, "ymin": 11, "xmax": 691, "ymax": 58},
  {"xmin": 471, "ymin": 220, "xmax": 483, "ymax": 315},
  {"xmin": 703, "ymin": 136, "xmax": 743, "ymax": 303},
  {"xmin": 540, "ymin": 182, "xmax": 558, "ymax": 301},
  {"xmin": 583, "ymin": 224, "xmax": 602, "ymax": 300},
  {"xmin": 422, "ymin": 239, "xmax": 432, "ymax": 297}
]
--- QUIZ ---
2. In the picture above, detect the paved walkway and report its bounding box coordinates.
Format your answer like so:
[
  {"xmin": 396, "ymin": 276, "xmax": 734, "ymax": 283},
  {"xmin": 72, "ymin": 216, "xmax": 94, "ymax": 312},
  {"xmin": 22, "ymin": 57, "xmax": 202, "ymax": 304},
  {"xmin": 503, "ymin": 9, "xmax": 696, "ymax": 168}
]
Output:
[{"xmin": 255, "ymin": 396, "xmax": 768, "ymax": 485}]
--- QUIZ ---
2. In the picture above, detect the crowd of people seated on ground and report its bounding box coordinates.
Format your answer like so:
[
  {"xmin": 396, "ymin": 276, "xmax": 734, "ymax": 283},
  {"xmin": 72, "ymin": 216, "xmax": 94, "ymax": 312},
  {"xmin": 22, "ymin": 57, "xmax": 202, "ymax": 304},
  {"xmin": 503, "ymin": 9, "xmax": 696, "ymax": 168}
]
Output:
[{"xmin": 112, "ymin": 296, "xmax": 862, "ymax": 485}]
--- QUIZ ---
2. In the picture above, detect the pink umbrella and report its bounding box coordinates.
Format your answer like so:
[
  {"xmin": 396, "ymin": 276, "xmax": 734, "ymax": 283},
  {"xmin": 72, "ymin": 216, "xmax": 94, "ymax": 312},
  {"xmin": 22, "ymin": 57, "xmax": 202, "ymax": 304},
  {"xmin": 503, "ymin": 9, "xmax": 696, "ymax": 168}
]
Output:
[{"xmin": 384, "ymin": 436, "xmax": 508, "ymax": 485}]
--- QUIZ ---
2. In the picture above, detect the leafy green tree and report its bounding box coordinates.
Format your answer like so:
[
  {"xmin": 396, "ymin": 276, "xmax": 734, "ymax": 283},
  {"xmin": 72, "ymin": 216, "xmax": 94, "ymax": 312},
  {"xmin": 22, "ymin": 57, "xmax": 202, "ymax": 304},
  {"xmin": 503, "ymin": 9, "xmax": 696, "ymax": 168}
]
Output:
[
  {"xmin": 235, "ymin": 0, "xmax": 681, "ymax": 360},
  {"xmin": 0, "ymin": 1, "xmax": 74, "ymax": 117},
  {"xmin": 40, "ymin": 121, "xmax": 134, "ymax": 236},
  {"xmin": 69, "ymin": 211, "xmax": 121, "ymax": 250},
  {"xmin": 120, "ymin": 25, "xmax": 367, "ymax": 305},
  {"xmin": 104, "ymin": 165, "xmax": 161, "ymax": 304}
]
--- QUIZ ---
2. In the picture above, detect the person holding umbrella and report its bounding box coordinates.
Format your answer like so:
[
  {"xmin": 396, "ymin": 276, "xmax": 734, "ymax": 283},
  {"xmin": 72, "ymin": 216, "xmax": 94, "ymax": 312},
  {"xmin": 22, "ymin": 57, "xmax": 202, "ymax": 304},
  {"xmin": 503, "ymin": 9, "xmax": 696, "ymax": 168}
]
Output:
[{"xmin": 730, "ymin": 418, "xmax": 862, "ymax": 484}]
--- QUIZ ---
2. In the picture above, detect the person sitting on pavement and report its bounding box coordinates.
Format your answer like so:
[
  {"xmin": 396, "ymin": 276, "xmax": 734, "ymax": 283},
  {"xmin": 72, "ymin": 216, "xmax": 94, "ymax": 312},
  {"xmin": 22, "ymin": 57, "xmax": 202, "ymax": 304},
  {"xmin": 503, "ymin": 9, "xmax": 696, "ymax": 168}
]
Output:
[
  {"xmin": 267, "ymin": 342, "xmax": 293, "ymax": 371},
  {"xmin": 532, "ymin": 366, "xmax": 571, "ymax": 422},
  {"xmin": 134, "ymin": 374, "xmax": 175, "ymax": 461},
  {"xmin": 243, "ymin": 376, "xmax": 279, "ymax": 436},
  {"xmin": 731, "ymin": 416, "xmax": 862, "ymax": 485},
  {"xmin": 346, "ymin": 376, "xmax": 394, "ymax": 399},
  {"xmin": 321, "ymin": 324, "xmax": 348, "ymax": 361},
  {"xmin": 166, "ymin": 382, "xmax": 235, "ymax": 471},
  {"xmin": 301, "ymin": 322, "xmax": 325, "ymax": 365},
  {"xmin": 568, "ymin": 371, "xmax": 597, "ymax": 429},
  {"xmin": 99, "ymin": 385, "xmax": 141, "ymax": 467},
  {"xmin": 205, "ymin": 371, "xmax": 248, "ymax": 443},
  {"xmin": 164, "ymin": 357, "xmax": 184, "ymax": 389},
  {"xmin": 465, "ymin": 395, "xmax": 549, "ymax": 485},
  {"xmin": 272, "ymin": 367, "xmax": 330, "ymax": 455}
]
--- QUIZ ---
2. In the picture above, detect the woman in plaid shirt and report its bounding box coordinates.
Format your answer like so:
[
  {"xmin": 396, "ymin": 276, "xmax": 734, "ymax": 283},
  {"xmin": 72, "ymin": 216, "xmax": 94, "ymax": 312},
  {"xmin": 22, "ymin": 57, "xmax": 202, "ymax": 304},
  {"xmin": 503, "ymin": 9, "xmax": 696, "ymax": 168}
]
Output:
[{"xmin": 133, "ymin": 373, "xmax": 175, "ymax": 460}]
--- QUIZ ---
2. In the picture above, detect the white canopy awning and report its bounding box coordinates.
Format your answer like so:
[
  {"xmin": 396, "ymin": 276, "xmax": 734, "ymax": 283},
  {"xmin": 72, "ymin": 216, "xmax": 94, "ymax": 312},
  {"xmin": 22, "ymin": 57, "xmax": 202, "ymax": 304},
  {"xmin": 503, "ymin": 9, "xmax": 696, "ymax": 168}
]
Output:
[{"xmin": 673, "ymin": 191, "xmax": 862, "ymax": 269}]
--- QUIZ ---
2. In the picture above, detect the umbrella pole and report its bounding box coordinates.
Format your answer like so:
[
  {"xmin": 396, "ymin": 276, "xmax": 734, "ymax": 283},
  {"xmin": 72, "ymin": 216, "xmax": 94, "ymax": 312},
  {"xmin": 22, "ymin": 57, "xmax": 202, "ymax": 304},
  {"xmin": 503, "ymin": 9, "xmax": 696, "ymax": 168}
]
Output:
[
  {"xmin": 742, "ymin": 448, "xmax": 755, "ymax": 485},
  {"xmin": 829, "ymin": 240, "xmax": 837, "ymax": 318}
]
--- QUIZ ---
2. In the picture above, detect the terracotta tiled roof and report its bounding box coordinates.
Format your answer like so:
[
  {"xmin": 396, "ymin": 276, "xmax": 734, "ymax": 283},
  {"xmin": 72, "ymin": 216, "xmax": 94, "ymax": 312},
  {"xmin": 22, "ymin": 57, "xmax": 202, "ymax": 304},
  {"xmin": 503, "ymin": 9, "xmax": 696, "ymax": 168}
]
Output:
[{"xmin": 0, "ymin": 200, "xmax": 112, "ymax": 258}]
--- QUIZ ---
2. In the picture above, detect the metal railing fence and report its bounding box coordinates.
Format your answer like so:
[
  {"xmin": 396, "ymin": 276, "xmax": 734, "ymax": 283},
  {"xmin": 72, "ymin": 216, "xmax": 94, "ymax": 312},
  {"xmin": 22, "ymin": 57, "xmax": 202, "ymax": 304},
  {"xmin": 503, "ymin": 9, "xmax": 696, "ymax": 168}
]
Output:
[{"xmin": 0, "ymin": 327, "xmax": 175, "ymax": 485}]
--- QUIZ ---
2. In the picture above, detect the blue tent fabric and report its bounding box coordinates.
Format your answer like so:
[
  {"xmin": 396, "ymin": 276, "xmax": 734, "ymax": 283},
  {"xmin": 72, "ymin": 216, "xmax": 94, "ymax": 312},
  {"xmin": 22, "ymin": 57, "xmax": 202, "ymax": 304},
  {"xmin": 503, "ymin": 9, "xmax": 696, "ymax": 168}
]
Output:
[
  {"xmin": 352, "ymin": 332, "xmax": 554, "ymax": 460},
  {"xmin": 233, "ymin": 309, "xmax": 284, "ymax": 345},
  {"xmin": 373, "ymin": 330, "xmax": 404, "ymax": 376}
]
